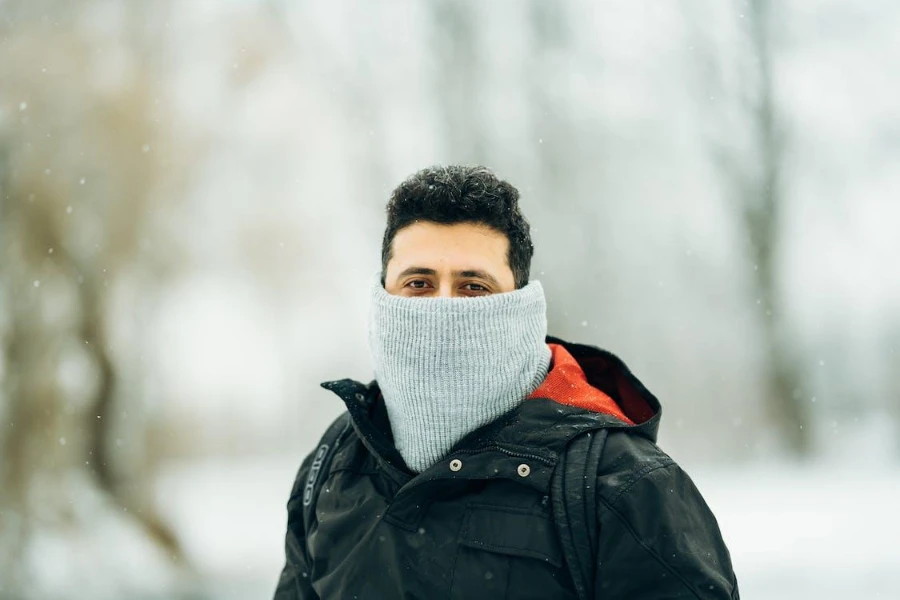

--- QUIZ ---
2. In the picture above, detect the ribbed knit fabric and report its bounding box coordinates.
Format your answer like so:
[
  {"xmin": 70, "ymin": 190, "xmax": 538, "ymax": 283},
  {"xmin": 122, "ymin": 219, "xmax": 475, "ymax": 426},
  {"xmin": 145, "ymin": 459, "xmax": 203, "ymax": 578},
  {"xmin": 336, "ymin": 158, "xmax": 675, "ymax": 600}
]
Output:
[{"xmin": 368, "ymin": 278, "xmax": 552, "ymax": 473}]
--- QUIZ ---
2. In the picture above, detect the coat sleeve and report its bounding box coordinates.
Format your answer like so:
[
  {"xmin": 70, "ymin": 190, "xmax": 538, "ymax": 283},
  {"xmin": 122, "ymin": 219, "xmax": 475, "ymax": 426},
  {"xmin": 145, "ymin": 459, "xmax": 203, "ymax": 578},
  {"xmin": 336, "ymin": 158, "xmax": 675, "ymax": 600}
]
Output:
[
  {"xmin": 594, "ymin": 462, "xmax": 739, "ymax": 599},
  {"xmin": 273, "ymin": 452, "xmax": 319, "ymax": 600}
]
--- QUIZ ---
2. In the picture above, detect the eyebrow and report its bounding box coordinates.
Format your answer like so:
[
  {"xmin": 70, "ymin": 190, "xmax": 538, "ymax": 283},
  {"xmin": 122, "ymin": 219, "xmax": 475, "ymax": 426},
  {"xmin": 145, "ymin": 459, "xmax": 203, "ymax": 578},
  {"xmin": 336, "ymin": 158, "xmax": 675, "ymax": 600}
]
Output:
[{"xmin": 396, "ymin": 267, "xmax": 501, "ymax": 288}]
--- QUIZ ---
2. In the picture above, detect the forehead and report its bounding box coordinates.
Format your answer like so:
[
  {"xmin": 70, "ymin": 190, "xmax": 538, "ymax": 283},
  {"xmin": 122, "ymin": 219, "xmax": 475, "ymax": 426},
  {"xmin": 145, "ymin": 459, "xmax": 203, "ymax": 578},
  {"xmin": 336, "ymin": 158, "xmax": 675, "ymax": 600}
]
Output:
[{"xmin": 389, "ymin": 221, "xmax": 509, "ymax": 264}]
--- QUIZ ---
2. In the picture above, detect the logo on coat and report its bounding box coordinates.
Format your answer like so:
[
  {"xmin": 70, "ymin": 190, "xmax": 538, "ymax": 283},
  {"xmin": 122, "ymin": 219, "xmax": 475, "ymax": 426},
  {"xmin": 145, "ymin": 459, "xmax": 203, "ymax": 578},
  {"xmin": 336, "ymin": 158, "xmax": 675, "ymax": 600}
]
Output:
[{"xmin": 303, "ymin": 444, "xmax": 330, "ymax": 507}]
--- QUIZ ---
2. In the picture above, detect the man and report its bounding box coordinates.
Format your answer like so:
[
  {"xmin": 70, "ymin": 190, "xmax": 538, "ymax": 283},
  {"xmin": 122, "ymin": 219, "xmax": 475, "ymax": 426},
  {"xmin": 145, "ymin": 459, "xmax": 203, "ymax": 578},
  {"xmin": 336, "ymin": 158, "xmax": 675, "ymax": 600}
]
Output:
[{"xmin": 275, "ymin": 165, "xmax": 739, "ymax": 599}]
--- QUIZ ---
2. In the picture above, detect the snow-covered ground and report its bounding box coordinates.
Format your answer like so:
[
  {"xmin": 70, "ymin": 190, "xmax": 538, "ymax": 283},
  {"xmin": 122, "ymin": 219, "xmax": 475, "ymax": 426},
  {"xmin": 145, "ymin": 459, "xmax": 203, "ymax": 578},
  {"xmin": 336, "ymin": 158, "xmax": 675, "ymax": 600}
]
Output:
[
  {"xmin": 692, "ymin": 465, "xmax": 900, "ymax": 599},
  {"xmin": 152, "ymin": 458, "xmax": 900, "ymax": 599}
]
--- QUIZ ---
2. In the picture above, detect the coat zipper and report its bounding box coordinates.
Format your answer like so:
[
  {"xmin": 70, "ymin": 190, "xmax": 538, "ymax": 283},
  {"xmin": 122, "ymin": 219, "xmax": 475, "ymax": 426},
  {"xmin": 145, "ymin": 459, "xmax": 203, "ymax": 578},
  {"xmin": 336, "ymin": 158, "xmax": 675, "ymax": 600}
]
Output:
[{"xmin": 452, "ymin": 444, "xmax": 555, "ymax": 466}]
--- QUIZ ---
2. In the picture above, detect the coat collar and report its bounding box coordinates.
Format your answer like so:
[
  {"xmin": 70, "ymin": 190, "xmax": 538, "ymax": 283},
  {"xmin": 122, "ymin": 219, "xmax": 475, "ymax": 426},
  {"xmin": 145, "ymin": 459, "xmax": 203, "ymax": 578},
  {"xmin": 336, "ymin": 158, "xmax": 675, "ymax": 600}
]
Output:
[{"xmin": 321, "ymin": 337, "xmax": 662, "ymax": 488}]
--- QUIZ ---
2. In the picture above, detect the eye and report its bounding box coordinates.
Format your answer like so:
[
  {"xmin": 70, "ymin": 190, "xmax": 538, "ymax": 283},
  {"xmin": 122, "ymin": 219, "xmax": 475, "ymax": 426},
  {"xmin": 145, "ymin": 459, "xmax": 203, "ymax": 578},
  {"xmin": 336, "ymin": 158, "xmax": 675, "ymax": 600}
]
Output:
[
  {"xmin": 405, "ymin": 279, "xmax": 430, "ymax": 289},
  {"xmin": 462, "ymin": 282, "xmax": 490, "ymax": 293}
]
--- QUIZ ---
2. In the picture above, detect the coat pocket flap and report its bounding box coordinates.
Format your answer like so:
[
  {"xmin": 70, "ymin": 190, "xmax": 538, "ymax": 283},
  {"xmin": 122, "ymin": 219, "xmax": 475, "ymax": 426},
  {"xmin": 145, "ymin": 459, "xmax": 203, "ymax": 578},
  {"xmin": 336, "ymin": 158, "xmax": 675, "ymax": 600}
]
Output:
[{"xmin": 459, "ymin": 504, "xmax": 563, "ymax": 568}]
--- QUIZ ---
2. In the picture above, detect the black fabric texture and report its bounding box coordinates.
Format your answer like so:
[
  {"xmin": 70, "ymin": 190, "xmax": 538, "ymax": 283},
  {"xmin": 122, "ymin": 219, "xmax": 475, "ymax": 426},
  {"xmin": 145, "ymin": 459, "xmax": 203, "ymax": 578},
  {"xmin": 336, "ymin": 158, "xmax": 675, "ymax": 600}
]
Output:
[{"xmin": 274, "ymin": 337, "xmax": 739, "ymax": 599}]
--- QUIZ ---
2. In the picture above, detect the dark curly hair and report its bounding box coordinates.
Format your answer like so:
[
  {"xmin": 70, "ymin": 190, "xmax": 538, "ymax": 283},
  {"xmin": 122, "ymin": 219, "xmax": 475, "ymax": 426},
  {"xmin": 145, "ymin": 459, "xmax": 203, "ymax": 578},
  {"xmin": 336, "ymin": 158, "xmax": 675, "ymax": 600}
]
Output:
[{"xmin": 381, "ymin": 165, "xmax": 534, "ymax": 289}]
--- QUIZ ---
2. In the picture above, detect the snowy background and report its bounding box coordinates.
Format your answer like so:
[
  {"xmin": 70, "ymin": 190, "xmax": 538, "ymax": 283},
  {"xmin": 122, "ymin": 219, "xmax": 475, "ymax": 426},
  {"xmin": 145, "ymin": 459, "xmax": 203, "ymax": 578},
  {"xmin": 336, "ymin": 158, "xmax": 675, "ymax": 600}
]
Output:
[{"xmin": 1, "ymin": 0, "xmax": 898, "ymax": 598}]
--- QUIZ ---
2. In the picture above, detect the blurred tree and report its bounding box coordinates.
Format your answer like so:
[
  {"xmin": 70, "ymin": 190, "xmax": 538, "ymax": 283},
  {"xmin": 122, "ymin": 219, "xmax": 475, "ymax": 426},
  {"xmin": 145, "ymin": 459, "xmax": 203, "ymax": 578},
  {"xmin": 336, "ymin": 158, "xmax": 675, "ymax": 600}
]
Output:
[
  {"xmin": 527, "ymin": 0, "xmax": 573, "ymax": 203},
  {"xmin": 688, "ymin": 0, "xmax": 812, "ymax": 455},
  {"xmin": 524, "ymin": 0, "xmax": 610, "ymax": 339},
  {"xmin": 431, "ymin": 0, "xmax": 488, "ymax": 163},
  {"xmin": 889, "ymin": 328, "xmax": 900, "ymax": 456},
  {"xmin": 526, "ymin": 0, "xmax": 578, "ymax": 332},
  {"xmin": 0, "ymin": 1, "xmax": 189, "ymax": 591}
]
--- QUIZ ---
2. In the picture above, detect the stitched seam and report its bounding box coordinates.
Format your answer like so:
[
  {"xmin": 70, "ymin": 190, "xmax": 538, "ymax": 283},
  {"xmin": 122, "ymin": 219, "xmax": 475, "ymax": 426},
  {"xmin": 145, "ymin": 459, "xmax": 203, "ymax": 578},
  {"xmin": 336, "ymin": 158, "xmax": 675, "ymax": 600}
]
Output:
[
  {"xmin": 599, "ymin": 464, "xmax": 705, "ymax": 600},
  {"xmin": 382, "ymin": 511, "xmax": 421, "ymax": 533},
  {"xmin": 607, "ymin": 459, "xmax": 674, "ymax": 505},
  {"xmin": 460, "ymin": 505, "xmax": 561, "ymax": 567},
  {"xmin": 328, "ymin": 466, "xmax": 378, "ymax": 476},
  {"xmin": 461, "ymin": 540, "xmax": 560, "ymax": 566},
  {"xmin": 447, "ymin": 509, "xmax": 471, "ymax": 597},
  {"xmin": 465, "ymin": 502, "xmax": 554, "ymax": 519},
  {"xmin": 464, "ymin": 541, "xmax": 544, "ymax": 554},
  {"xmin": 503, "ymin": 555, "xmax": 512, "ymax": 600}
]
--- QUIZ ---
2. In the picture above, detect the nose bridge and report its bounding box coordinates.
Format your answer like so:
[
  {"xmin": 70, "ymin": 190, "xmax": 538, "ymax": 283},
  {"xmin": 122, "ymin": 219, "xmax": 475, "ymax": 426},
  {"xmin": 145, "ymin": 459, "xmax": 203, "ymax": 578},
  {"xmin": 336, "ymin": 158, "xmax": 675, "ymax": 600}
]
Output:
[{"xmin": 437, "ymin": 274, "xmax": 454, "ymax": 297}]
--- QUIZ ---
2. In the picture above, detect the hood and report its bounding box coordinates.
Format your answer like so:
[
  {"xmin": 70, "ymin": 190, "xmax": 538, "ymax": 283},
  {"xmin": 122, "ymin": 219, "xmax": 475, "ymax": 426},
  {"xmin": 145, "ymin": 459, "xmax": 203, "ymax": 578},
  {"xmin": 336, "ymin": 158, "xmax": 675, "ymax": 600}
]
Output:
[{"xmin": 530, "ymin": 338, "xmax": 658, "ymax": 428}]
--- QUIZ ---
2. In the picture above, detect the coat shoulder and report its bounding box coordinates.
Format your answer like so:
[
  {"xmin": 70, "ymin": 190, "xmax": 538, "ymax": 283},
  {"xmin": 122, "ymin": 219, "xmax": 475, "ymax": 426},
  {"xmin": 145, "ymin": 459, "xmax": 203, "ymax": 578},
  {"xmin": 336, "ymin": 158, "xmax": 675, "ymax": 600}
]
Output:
[
  {"xmin": 594, "ymin": 429, "xmax": 675, "ymax": 504},
  {"xmin": 592, "ymin": 430, "xmax": 740, "ymax": 598}
]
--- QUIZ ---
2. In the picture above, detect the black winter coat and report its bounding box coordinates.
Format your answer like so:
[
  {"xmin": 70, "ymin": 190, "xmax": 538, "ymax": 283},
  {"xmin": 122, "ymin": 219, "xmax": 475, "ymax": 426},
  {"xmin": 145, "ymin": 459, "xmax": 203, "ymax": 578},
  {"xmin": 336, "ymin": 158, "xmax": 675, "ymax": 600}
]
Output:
[{"xmin": 275, "ymin": 337, "xmax": 739, "ymax": 599}]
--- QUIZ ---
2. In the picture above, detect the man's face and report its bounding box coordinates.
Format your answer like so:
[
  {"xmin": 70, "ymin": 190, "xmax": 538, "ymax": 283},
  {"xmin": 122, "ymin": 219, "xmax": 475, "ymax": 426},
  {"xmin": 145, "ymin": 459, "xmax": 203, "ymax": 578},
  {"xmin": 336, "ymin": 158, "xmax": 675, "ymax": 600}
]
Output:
[{"xmin": 384, "ymin": 221, "xmax": 517, "ymax": 297}]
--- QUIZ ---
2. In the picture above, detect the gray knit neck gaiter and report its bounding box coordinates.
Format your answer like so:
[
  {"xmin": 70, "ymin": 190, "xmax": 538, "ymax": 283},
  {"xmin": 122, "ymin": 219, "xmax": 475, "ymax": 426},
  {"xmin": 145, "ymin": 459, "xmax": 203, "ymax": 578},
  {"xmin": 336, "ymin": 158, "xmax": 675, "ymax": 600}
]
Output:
[{"xmin": 367, "ymin": 278, "xmax": 551, "ymax": 473}]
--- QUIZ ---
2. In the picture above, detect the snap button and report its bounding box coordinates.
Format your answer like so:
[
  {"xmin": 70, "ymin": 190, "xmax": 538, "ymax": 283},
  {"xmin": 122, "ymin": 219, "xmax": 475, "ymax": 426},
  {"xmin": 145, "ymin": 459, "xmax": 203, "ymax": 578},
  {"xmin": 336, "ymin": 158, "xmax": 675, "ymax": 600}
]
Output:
[
  {"xmin": 449, "ymin": 459, "xmax": 463, "ymax": 472},
  {"xmin": 517, "ymin": 463, "xmax": 531, "ymax": 477}
]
